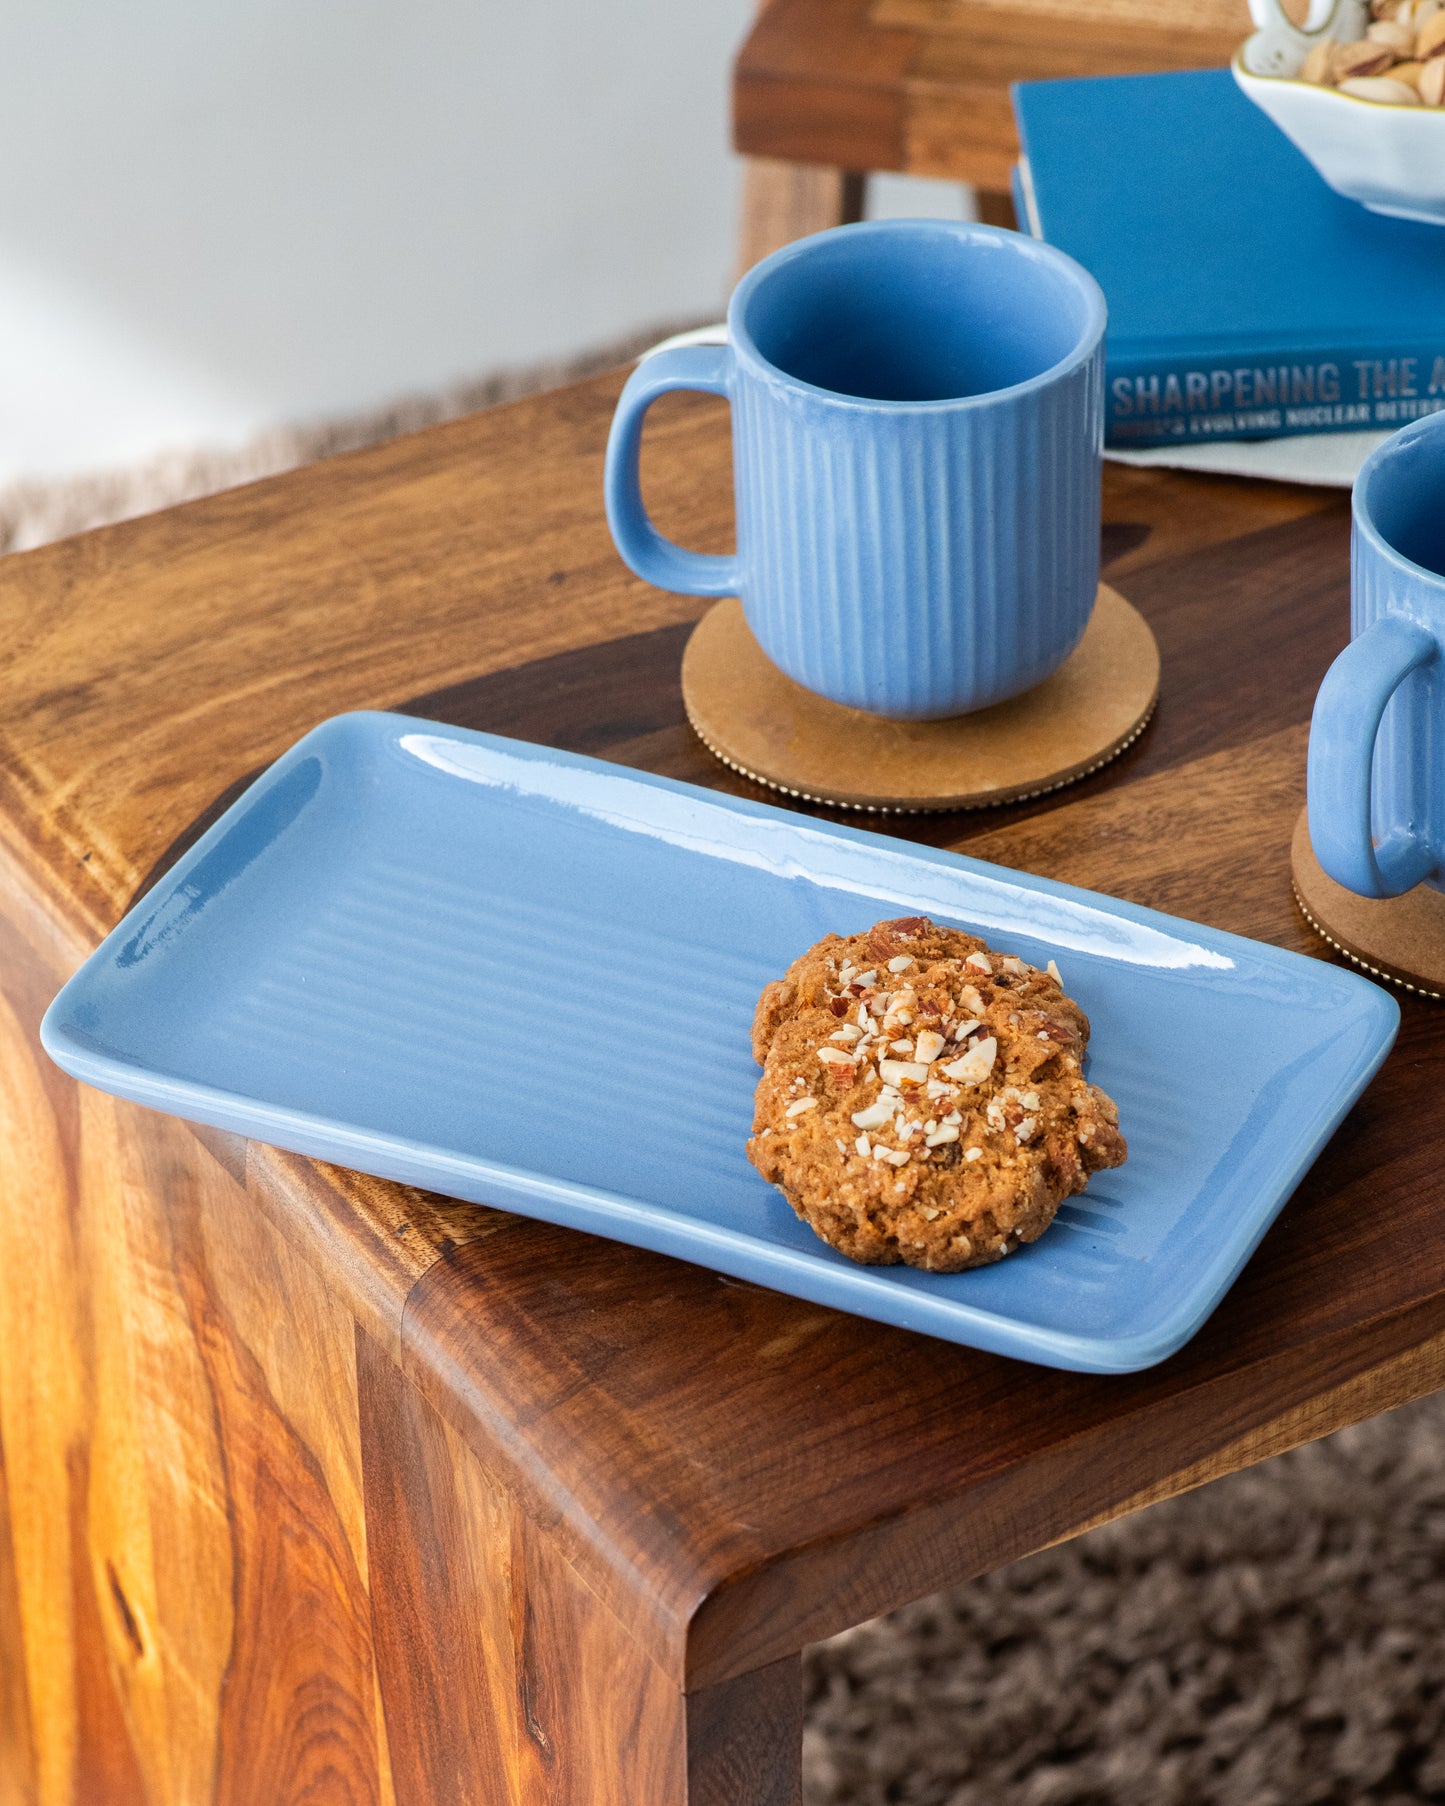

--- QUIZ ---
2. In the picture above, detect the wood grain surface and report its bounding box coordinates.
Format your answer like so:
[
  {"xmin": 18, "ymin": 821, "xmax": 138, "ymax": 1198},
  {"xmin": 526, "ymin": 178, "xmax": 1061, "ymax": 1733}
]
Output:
[
  {"xmin": 736, "ymin": 157, "xmax": 866, "ymax": 277},
  {"xmin": 2, "ymin": 368, "xmax": 1441, "ymax": 1801},
  {"xmin": 734, "ymin": 0, "xmax": 1248, "ymax": 188}
]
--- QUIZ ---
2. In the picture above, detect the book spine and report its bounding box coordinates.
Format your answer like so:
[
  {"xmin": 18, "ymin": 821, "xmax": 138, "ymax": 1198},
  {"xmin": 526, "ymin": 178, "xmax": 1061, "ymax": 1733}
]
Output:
[{"xmin": 1105, "ymin": 348, "xmax": 1445, "ymax": 448}]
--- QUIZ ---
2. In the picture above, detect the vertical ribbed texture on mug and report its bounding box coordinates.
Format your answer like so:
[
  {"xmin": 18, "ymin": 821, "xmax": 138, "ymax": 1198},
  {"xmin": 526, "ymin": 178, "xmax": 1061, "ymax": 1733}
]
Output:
[
  {"xmin": 732, "ymin": 351, "xmax": 1103, "ymax": 721},
  {"xmin": 1352, "ymin": 531, "xmax": 1442, "ymax": 857}
]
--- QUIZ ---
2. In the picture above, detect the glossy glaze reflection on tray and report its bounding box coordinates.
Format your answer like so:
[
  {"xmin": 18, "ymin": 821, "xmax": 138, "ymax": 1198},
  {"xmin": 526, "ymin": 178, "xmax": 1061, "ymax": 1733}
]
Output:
[{"xmin": 41, "ymin": 712, "xmax": 1398, "ymax": 1373}]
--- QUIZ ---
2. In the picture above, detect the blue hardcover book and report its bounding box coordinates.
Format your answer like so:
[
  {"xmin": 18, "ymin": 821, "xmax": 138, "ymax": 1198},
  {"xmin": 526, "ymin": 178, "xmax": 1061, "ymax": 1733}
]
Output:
[{"xmin": 1011, "ymin": 68, "xmax": 1445, "ymax": 448}]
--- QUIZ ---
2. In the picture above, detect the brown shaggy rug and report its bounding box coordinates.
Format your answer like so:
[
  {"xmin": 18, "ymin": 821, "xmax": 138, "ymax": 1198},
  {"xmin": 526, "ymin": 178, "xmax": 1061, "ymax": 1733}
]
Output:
[
  {"xmin": 804, "ymin": 1394, "xmax": 1445, "ymax": 1806},
  {"xmin": 9, "ymin": 344, "xmax": 1443, "ymax": 1806}
]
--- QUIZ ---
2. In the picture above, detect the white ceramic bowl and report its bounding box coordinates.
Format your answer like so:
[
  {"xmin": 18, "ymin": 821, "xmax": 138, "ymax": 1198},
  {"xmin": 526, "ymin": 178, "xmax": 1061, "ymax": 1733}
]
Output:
[{"xmin": 1234, "ymin": 52, "xmax": 1445, "ymax": 225}]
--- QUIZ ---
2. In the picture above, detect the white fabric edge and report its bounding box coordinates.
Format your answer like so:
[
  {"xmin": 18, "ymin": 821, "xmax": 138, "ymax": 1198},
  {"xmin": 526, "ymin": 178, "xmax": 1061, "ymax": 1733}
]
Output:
[{"xmin": 638, "ymin": 323, "xmax": 729, "ymax": 360}]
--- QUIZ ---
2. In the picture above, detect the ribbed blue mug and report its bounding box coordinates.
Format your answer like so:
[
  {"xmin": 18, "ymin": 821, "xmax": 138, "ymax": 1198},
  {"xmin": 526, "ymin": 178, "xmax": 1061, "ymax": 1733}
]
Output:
[
  {"xmin": 1308, "ymin": 413, "xmax": 1445, "ymax": 899},
  {"xmin": 603, "ymin": 219, "xmax": 1107, "ymax": 721}
]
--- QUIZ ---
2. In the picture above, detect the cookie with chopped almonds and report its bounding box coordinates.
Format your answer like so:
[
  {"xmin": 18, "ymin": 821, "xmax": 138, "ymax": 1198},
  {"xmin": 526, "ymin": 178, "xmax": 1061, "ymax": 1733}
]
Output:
[{"xmin": 747, "ymin": 915, "xmax": 1126, "ymax": 1272}]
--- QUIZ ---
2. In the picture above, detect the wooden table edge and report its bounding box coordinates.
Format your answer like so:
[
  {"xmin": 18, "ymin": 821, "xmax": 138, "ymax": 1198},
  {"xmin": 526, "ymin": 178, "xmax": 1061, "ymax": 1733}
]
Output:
[
  {"xmin": 392, "ymin": 1207, "xmax": 1445, "ymax": 1692},
  {"xmin": 678, "ymin": 1294, "xmax": 1445, "ymax": 1685}
]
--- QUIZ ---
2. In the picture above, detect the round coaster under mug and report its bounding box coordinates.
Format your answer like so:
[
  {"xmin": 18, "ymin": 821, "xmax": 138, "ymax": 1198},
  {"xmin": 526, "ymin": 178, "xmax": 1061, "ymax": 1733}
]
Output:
[
  {"xmin": 681, "ymin": 582, "xmax": 1159, "ymax": 814},
  {"xmin": 1291, "ymin": 808, "xmax": 1445, "ymax": 1000}
]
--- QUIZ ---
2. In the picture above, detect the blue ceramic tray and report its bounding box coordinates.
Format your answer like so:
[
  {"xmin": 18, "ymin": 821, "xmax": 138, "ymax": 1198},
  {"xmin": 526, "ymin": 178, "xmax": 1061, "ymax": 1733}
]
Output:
[{"xmin": 42, "ymin": 712, "xmax": 1398, "ymax": 1373}]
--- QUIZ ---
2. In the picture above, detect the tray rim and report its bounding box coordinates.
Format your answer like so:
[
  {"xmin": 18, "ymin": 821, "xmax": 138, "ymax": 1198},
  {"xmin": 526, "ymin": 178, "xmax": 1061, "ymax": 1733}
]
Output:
[{"xmin": 41, "ymin": 710, "xmax": 1401, "ymax": 1374}]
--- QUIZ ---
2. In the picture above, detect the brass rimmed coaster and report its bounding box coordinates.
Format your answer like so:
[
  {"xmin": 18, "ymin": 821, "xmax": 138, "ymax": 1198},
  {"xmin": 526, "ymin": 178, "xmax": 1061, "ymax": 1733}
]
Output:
[
  {"xmin": 681, "ymin": 583, "xmax": 1159, "ymax": 814},
  {"xmin": 1291, "ymin": 808, "xmax": 1445, "ymax": 1000}
]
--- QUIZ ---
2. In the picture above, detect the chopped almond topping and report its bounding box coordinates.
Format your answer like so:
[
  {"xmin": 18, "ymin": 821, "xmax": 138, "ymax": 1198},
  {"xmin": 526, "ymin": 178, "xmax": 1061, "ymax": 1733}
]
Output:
[
  {"xmin": 1047, "ymin": 958, "xmax": 1063, "ymax": 985},
  {"xmin": 855, "ymin": 1133, "xmax": 871, "ymax": 1157},
  {"xmin": 951, "ymin": 1017, "xmax": 981, "ymax": 1041},
  {"xmin": 914, "ymin": 1028, "xmax": 946, "ymax": 1064},
  {"xmin": 940, "ymin": 1037, "xmax": 997, "ymax": 1086},
  {"xmin": 1001, "ymin": 956, "xmax": 1028, "ymax": 975},
  {"xmin": 816, "ymin": 1046, "xmax": 855, "ymax": 1065},
  {"xmin": 879, "ymin": 1058, "xmax": 929, "ymax": 1087},
  {"xmin": 965, "ymin": 953, "xmax": 992, "ymax": 974},
  {"xmin": 851, "ymin": 1100, "xmax": 893, "ymax": 1130},
  {"xmin": 786, "ymin": 1097, "xmax": 818, "ymax": 1117},
  {"xmin": 890, "ymin": 1038, "xmax": 914, "ymax": 1055},
  {"xmin": 925, "ymin": 1125, "xmax": 960, "ymax": 1147},
  {"xmin": 964, "ymin": 1147, "xmax": 983, "ymax": 1162},
  {"xmin": 830, "ymin": 1024, "xmax": 862, "ymax": 1042},
  {"xmin": 882, "ymin": 988, "xmax": 915, "ymax": 1032},
  {"xmin": 887, "ymin": 954, "xmax": 914, "ymax": 972}
]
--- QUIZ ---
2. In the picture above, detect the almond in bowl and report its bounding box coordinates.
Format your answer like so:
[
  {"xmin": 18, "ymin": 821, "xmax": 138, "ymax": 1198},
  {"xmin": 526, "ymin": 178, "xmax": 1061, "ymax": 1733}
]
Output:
[{"xmin": 1235, "ymin": 0, "xmax": 1445, "ymax": 223}]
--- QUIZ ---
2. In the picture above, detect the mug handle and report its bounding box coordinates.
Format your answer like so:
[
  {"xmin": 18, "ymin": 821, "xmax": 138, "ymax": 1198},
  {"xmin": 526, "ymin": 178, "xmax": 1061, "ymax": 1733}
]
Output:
[
  {"xmin": 603, "ymin": 345, "xmax": 741, "ymax": 597},
  {"xmin": 1307, "ymin": 616, "xmax": 1439, "ymax": 899}
]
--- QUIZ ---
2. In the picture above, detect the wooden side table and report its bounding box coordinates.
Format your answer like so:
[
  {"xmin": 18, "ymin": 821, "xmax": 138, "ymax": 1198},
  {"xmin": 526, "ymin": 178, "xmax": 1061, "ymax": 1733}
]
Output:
[
  {"xmin": 2, "ymin": 376, "xmax": 1444, "ymax": 1806},
  {"xmin": 733, "ymin": 0, "xmax": 1250, "ymax": 268}
]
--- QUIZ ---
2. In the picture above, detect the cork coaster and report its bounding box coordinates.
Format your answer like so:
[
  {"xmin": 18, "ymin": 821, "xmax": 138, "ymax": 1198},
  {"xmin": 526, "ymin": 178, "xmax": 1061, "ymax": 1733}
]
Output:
[
  {"xmin": 1291, "ymin": 808, "xmax": 1445, "ymax": 1000},
  {"xmin": 681, "ymin": 583, "xmax": 1159, "ymax": 813}
]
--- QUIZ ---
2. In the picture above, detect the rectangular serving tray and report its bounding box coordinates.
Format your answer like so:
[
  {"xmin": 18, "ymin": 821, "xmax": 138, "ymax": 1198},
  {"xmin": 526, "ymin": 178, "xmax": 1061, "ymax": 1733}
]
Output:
[{"xmin": 42, "ymin": 712, "xmax": 1399, "ymax": 1373}]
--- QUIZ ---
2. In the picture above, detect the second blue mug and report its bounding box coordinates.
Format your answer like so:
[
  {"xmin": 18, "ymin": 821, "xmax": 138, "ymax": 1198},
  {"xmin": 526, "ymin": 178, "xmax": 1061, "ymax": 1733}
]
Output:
[
  {"xmin": 1309, "ymin": 412, "xmax": 1445, "ymax": 899},
  {"xmin": 604, "ymin": 219, "xmax": 1107, "ymax": 721}
]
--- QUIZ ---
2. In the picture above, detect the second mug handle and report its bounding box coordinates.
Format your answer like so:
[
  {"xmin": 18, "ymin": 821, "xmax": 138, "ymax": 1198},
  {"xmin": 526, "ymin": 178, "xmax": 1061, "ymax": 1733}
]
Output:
[
  {"xmin": 603, "ymin": 345, "xmax": 741, "ymax": 597},
  {"xmin": 1307, "ymin": 615, "xmax": 1439, "ymax": 898}
]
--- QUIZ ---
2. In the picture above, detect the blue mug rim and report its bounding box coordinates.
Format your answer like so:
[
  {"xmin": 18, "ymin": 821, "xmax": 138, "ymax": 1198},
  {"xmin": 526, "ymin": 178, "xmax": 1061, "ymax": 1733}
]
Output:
[
  {"xmin": 725, "ymin": 217, "xmax": 1107, "ymax": 414},
  {"xmin": 1353, "ymin": 411, "xmax": 1445, "ymax": 593}
]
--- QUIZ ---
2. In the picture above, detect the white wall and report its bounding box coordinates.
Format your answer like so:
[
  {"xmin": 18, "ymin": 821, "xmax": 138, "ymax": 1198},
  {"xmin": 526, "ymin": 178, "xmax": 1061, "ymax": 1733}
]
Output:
[{"xmin": 0, "ymin": 0, "xmax": 754, "ymax": 482}]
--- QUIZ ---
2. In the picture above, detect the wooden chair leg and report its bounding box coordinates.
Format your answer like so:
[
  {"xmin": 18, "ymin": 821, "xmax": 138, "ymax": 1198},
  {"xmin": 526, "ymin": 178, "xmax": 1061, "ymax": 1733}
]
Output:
[
  {"xmin": 976, "ymin": 188, "xmax": 1018, "ymax": 229},
  {"xmin": 736, "ymin": 157, "xmax": 866, "ymax": 278}
]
